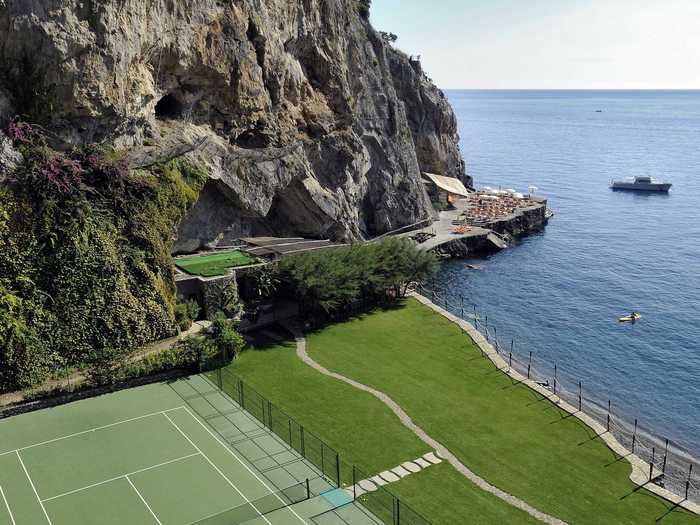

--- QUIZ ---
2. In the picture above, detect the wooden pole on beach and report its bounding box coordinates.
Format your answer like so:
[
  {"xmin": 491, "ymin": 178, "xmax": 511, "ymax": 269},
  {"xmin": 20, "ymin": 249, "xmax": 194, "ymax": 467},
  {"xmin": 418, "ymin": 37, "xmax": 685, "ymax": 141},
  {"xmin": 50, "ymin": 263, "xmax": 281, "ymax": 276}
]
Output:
[
  {"xmin": 632, "ymin": 419, "xmax": 638, "ymax": 452},
  {"xmin": 527, "ymin": 352, "xmax": 532, "ymax": 379},
  {"xmin": 606, "ymin": 400, "xmax": 611, "ymax": 432},
  {"xmin": 650, "ymin": 447, "xmax": 656, "ymax": 480},
  {"xmin": 553, "ymin": 364, "xmax": 557, "ymax": 395}
]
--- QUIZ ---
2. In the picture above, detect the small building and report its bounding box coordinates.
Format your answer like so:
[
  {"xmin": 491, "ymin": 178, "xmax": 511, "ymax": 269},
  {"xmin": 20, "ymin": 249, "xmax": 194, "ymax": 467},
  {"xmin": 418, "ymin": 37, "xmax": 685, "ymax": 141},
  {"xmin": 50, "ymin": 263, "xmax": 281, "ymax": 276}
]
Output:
[{"xmin": 422, "ymin": 172, "xmax": 472, "ymax": 206}]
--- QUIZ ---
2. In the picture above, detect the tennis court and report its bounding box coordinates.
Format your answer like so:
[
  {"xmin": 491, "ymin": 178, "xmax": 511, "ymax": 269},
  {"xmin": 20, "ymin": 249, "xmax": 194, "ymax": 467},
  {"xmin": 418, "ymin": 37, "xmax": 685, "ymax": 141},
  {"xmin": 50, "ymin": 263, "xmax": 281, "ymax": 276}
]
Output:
[{"xmin": 0, "ymin": 377, "xmax": 381, "ymax": 525}]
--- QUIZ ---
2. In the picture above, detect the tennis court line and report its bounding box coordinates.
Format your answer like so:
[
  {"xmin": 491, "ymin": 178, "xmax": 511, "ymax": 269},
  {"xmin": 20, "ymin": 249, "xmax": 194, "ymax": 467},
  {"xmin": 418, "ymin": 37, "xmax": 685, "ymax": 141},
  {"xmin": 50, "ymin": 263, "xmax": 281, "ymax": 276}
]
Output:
[
  {"xmin": 177, "ymin": 404, "xmax": 307, "ymax": 524},
  {"xmin": 0, "ymin": 485, "xmax": 17, "ymax": 525},
  {"xmin": 126, "ymin": 475, "xmax": 163, "ymax": 525},
  {"xmin": 163, "ymin": 412, "xmax": 275, "ymax": 525},
  {"xmin": 0, "ymin": 407, "xmax": 185, "ymax": 457},
  {"xmin": 40, "ymin": 451, "xmax": 201, "ymax": 503},
  {"xmin": 16, "ymin": 451, "xmax": 52, "ymax": 525}
]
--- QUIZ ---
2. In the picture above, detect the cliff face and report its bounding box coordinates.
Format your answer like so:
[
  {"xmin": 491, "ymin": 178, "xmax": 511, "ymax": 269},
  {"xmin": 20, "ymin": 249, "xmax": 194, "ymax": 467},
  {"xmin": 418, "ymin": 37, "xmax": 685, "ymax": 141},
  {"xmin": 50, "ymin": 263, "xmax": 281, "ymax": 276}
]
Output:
[{"xmin": 0, "ymin": 0, "xmax": 468, "ymax": 250}]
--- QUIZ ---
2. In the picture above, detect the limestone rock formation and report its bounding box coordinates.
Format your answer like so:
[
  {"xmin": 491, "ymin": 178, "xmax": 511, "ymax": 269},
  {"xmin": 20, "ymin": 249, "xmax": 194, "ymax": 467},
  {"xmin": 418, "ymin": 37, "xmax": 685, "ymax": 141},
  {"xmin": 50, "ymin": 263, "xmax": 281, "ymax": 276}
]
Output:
[{"xmin": 0, "ymin": 0, "xmax": 469, "ymax": 250}]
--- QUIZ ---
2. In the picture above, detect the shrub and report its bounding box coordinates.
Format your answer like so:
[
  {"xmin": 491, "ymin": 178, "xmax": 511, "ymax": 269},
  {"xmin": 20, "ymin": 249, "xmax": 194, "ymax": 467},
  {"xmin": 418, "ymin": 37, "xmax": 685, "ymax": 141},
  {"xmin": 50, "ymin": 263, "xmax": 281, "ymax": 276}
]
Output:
[
  {"xmin": 175, "ymin": 300, "xmax": 200, "ymax": 332},
  {"xmin": 0, "ymin": 124, "xmax": 208, "ymax": 392},
  {"xmin": 358, "ymin": 0, "xmax": 372, "ymax": 19},
  {"xmin": 211, "ymin": 311, "xmax": 245, "ymax": 362}
]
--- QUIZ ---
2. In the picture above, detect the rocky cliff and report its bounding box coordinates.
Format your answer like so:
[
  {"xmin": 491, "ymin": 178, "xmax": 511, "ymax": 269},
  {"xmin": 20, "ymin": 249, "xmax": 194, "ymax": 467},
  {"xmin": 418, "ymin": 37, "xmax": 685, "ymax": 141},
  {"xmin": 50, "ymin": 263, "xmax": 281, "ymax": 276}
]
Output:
[{"xmin": 0, "ymin": 0, "xmax": 469, "ymax": 251}]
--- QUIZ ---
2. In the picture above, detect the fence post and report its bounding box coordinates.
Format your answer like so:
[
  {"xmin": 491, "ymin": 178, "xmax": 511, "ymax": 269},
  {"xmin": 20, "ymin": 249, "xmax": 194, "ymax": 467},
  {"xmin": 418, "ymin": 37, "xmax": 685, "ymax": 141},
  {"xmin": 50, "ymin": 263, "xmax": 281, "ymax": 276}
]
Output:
[
  {"xmin": 662, "ymin": 439, "xmax": 669, "ymax": 476},
  {"xmin": 650, "ymin": 447, "xmax": 655, "ymax": 480},
  {"xmin": 578, "ymin": 381, "xmax": 582, "ymax": 411},
  {"xmin": 239, "ymin": 380, "xmax": 245, "ymax": 408},
  {"xmin": 352, "ymin": 466, "xmax": 357, "ymax": 500},
  {"xmin": 632, "ymin": 419, "xmax": 637, "ymax": 452},
  {"xmin": 396, "ymin": 498, "xmax": 401, "ymax": 525},
  {"xmin": 527, "ymin": 352, "xmax": 532, "ymax": 379},
  {"xmin": 509, "ymin": 352, "xmax": 512, "ymax": 369},
  {"xmin": 687, "ymin": 464, "xmax": 693, "ymax": 500},
  {"xmin": 217, "ymin": 368, "xmax": 222, "ymax": 389},
  {"xmin": 554, "ymin": 364, "xmax": 557, "ymax": 395},
  {"xmin": 606, "ymin": 400, "xmax": 611, "ymax": 432},
  {"xmin": 300, "ymin": 425, "xmax": 306, "ymax": 457},
  {"xmin": 336, "ymin": 453, "xmax": 341, "ymax": 488},
  {"xmin": 261, "ymin": 397, "xmax": 266, "ymax": 426},
  {"xmin": 288, "ymin": 419, "xmax": 292, "ymax": 445},
  {"xmin": 306, "ymin": 478, "xmax": 310, "ymax": 500},
  {"xmin": 460, "ymin": 295, "xmax": 464, "ymax": 317},
  {"xmin": 321, "ymin": 444, "xmax": 325, "ymax": 475}
]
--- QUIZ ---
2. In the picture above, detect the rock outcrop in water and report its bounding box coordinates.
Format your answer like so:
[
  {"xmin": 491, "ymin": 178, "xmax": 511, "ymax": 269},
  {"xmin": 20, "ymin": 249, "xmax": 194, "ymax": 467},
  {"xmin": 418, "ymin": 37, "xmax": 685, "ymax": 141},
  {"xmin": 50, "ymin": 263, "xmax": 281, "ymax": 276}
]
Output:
[{"xmin": 0, "ymin": 0, "xmax": 469, "ymax": 251}]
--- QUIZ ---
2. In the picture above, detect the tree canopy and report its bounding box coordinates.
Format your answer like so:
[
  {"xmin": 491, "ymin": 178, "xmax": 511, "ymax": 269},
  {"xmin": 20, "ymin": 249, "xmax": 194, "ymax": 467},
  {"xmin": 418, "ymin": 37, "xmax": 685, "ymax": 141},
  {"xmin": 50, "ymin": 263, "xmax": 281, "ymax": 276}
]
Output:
[{"xmin": 278, "ymin": 238, "xmax": 438, "ymax": 315}]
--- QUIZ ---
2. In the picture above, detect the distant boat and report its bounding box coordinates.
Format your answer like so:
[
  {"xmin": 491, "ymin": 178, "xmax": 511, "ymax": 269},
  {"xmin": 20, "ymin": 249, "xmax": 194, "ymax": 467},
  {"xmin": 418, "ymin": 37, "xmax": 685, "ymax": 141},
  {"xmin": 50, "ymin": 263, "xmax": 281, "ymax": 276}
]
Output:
[
  {"xmin": 619, "ymin": 312, "xmax": 641, "ymax": 323},
  {"xmin": 595, "ymin": 109, "xmax": 603, "ymax": 113},
  {"xmin": 610, "ymin": 176, "xmax": 672, "ymax": 192}
]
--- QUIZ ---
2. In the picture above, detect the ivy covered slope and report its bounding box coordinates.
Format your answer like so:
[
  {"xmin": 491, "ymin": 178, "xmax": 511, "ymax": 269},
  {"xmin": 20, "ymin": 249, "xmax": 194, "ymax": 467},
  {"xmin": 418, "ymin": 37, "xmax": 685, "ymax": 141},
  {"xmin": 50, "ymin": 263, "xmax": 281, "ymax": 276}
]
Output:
[{"xmin": 0, "ymin": 122, "xmax": 207, "ymax": 391}]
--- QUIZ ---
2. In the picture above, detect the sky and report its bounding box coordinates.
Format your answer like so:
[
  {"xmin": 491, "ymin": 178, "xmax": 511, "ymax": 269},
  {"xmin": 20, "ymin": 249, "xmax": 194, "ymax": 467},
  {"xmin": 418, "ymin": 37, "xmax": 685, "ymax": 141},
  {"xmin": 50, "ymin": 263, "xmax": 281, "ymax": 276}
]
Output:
[{"xmin": 370, "ymin": 0, "xmax": 700, "ymax": 89}]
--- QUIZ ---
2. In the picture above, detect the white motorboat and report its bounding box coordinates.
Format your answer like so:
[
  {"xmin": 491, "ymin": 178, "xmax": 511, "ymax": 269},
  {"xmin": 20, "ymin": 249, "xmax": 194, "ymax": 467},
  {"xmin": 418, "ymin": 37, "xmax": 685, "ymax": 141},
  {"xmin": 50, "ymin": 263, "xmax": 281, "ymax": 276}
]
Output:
[{"xmin": 610, "ymin": 176, "xmax": 672, "ymax": 192}]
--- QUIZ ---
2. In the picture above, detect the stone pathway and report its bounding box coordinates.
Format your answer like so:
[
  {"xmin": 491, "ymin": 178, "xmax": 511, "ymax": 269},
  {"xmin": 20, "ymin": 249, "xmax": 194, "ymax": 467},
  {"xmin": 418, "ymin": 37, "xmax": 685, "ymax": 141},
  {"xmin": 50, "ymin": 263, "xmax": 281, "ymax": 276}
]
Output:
[
  {"xmin": 291, "ymin": 328, "xmax": 568, "ymax": 525},
  {"xmin": 346, "ymin": 452, "xmax": 444, "ymax": 498}
]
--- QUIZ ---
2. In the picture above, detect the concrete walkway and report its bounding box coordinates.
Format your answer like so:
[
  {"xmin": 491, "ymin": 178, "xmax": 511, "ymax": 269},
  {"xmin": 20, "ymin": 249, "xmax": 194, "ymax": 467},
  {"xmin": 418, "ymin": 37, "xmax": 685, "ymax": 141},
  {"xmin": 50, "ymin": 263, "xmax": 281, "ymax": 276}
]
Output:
[{"xmin": 291, "ymin": 328, "xmax": 568, "ymax": 525}]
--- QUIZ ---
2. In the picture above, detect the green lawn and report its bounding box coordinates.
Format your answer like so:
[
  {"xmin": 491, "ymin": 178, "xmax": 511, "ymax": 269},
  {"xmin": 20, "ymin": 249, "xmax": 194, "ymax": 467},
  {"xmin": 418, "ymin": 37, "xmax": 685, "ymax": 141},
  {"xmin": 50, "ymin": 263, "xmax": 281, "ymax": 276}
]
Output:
[
  {"xmin": 174, "ymin": 250, "xmax": 255, "ymax": 277},
  {"xmin": 389, "ymin": 463, "xmax": 539, "ymax": 525},
  {"xmin": 227, "ymin": 338, "xmax": 540, "ymax": 524},
  {"xmin": 305, "ymin": 299, "xmax": 700, "ymax": 525}
]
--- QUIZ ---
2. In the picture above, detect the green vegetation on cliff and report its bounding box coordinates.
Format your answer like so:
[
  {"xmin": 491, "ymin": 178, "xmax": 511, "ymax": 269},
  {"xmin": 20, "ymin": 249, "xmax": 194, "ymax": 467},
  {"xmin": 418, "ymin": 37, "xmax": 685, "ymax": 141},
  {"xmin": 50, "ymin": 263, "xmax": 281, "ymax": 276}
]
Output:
[{"xmin": 0, "ymin": 122, "xmax": 207, "ymax": 391}]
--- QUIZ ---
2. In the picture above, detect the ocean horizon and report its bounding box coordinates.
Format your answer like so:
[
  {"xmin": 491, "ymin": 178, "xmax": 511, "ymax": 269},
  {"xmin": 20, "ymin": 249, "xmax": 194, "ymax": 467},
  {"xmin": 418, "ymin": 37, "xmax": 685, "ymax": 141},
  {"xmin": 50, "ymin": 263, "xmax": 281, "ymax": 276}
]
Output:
[{"xmin": 440, "ymin": 89, "xmax": 700, "ymax": 459}]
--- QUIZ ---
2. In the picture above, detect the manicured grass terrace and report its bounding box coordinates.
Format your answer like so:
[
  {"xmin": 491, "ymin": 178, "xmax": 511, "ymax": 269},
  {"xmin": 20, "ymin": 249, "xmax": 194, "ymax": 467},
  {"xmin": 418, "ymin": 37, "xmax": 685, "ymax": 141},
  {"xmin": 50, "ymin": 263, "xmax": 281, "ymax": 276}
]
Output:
[
  {"xmin": 228, "ymin": 300, "xmax": 700, "ymax": 524},
  {"xmin": 229, "ymin": 337, "xmax": 539, "ymax": 524},
  {"xmin": 174, "ymin": 250, "xmax": 255, "ymax": 277}
]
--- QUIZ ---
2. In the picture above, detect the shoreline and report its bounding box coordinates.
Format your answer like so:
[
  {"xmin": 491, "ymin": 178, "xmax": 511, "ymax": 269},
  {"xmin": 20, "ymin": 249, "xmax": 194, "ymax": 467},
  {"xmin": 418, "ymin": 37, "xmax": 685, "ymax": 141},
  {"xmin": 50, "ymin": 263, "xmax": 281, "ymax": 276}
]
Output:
[
  {"xmin": 406, "ymin": 195, "xmax": 550, "ymax": 259},
  {"xmin": 412, "ymin": 291, "xmax": 700, "ymax": 515}
]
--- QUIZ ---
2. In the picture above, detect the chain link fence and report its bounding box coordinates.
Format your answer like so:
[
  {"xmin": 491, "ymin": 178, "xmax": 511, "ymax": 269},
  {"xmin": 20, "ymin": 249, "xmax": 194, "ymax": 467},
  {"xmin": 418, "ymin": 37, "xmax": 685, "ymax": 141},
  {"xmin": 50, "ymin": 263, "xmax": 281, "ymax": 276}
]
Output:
[{"xmin": 210, "ymin": 367, "xmax": 432, "ymax": 524}]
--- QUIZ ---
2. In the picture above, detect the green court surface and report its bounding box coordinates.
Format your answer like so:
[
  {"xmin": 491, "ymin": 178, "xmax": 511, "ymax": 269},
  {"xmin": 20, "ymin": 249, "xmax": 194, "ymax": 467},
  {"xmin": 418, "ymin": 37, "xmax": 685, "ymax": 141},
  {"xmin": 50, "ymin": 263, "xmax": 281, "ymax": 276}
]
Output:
[
  {"xmin": 174, "ymin": 251, "xmax": 255, "ymax": 277},
  {"xmin": 0, "ymin": 377, "xmax": 379, "ymax": 525}
]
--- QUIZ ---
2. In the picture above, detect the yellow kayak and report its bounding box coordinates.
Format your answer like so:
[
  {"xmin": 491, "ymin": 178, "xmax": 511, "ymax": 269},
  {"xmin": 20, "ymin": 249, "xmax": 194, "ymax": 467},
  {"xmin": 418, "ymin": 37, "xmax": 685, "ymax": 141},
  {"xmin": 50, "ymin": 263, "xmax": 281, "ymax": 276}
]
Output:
[{"xmin": 618, "ymin": 313, "xmax": 641, "ymax": 323}]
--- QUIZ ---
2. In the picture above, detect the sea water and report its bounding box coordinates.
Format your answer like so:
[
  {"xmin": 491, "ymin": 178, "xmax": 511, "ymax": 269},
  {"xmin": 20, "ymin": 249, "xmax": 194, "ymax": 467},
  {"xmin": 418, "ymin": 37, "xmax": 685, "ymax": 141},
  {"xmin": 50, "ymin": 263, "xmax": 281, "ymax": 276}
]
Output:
[{"xmin": 438, "ymin": 90, "xmax": 700, "ymax": 457}]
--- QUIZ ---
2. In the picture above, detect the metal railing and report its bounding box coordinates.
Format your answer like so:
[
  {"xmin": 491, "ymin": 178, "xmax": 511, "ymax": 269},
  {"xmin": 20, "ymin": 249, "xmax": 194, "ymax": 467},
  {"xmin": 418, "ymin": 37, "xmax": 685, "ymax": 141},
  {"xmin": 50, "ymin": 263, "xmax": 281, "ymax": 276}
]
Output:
[{"xmin": 417, "ymin": 282, "xmax": 699, "ymax": 505}]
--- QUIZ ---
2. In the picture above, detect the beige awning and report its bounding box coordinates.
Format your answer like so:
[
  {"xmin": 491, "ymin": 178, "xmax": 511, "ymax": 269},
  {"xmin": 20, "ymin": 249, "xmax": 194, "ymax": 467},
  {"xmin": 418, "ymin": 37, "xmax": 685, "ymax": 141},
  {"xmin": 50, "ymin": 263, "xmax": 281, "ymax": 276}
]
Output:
[{"xmin": 422, "ymin": 173, "xmax": 472, "ymax": 198}]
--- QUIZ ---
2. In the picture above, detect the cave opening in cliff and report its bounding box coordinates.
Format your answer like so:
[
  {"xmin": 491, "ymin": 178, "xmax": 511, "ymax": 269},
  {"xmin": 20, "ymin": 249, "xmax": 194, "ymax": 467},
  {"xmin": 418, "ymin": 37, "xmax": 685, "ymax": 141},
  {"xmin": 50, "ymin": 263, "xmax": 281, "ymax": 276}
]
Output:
[{"xmin": 155, "ymin": 94, "xmax": 183, "ymax": 119}]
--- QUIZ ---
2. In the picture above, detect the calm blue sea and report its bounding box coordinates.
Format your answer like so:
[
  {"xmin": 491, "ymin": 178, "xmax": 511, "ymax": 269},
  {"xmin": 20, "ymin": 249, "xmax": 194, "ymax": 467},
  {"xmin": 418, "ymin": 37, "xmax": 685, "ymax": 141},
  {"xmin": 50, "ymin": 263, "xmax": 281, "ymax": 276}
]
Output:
[{"xmin": 441, "ymin": 90, "xmax": 700, "ymax": 458}]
